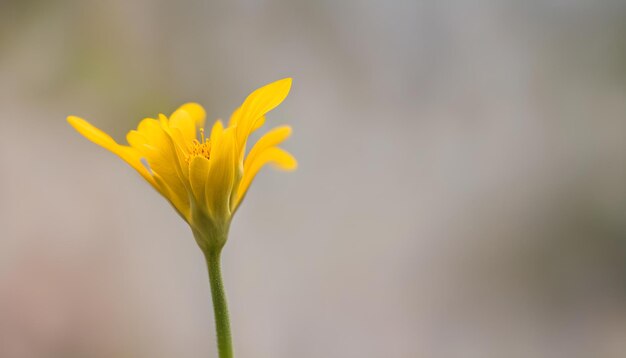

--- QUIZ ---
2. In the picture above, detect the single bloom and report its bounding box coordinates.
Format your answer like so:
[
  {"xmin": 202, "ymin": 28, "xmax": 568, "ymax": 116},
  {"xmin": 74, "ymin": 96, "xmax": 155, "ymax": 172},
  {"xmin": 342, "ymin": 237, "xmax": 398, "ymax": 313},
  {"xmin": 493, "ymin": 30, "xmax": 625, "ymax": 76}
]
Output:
[{"xmin": 67, "ymin": 78, "xmax": 297, "ymax": 251}]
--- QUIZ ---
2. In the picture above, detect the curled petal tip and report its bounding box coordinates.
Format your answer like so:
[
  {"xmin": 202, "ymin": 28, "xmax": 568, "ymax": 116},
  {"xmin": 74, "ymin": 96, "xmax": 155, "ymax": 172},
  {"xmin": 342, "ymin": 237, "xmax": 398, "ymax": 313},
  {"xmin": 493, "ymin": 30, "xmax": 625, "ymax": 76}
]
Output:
[
  {"xmin": 280, "ymin": 156, "xmax": 298, "ymax": 171},
  {"xmin": 67, "ymin": 115, "xmax": 85, "ymax": 127},
  {"xmin": 178, "ymin": 102, "xmax": 207, "ymax": 125},
  {"xmin": 277, "ymin": 77, "xmax": 292, "ymax": 91}
]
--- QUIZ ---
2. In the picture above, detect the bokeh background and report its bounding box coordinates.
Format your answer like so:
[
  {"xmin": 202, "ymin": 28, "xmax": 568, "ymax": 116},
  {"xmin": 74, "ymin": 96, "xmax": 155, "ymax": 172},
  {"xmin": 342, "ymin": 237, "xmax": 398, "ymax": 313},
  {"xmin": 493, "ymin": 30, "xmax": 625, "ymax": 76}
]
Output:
[{"xmin": 1, "ymin": 1, "xmax": 626, "ymax": 357}]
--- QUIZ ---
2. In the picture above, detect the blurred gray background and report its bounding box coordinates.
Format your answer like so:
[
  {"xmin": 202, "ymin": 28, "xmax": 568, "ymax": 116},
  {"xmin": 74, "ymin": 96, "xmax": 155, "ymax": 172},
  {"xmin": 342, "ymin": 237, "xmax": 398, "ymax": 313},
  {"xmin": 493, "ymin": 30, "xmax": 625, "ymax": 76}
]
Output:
[{"xmin": 1, "ymin": 1, "xmax": 626, "ymax": 357}]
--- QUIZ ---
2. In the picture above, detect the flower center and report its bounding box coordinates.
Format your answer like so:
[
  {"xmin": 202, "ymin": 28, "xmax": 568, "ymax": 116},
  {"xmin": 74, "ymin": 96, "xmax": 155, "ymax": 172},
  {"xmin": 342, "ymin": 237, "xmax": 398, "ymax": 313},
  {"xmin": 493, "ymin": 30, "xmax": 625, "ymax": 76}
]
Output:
[{"xmin": 187, "ymin": 128, "xmax": 211, "ymax": 162}]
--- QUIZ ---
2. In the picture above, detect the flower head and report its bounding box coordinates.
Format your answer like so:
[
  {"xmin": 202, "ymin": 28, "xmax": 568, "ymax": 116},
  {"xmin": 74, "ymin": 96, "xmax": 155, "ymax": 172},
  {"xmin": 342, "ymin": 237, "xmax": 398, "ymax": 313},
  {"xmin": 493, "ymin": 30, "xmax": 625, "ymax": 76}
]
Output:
[{"xmin": 68, "ymin": 78, "xmax": 296, "ymax": 251}]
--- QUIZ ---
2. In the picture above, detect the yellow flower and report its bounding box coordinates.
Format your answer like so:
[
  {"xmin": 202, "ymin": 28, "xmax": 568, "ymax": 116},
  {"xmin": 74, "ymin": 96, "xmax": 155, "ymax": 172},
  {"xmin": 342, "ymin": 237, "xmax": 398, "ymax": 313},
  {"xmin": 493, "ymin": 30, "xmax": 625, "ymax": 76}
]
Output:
[{"xmin": 67, "ymin": 78, "xmax": 297, "ymax": 251}]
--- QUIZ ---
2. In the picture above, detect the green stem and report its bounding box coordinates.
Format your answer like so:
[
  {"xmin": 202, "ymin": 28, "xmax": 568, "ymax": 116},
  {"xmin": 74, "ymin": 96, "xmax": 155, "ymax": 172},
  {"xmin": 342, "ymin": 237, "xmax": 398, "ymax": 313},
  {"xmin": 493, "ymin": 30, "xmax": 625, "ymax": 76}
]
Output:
[{"xmin": 205, "ymin": 249, "xmax": 233, "ymax": 358}]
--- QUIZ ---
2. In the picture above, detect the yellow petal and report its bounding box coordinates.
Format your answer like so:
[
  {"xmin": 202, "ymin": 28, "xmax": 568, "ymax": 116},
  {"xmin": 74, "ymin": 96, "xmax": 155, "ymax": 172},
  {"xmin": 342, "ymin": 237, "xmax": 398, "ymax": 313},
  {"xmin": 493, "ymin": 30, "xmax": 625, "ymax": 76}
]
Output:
[
  {"xmin": 229, "ymin": 110, "xmax": 264, "ymax": 131},
  {"xmin": 228, "ymin": 107, "xmax": 241, "ymax": 127},
  {"xmin": 67, "ymin": 115, "xmax": 117, "ymax": 150},
  {"xmin": 210, "ymin": 119, "xmax": 224, "ymax": 145},
  {"xmin": 126, "ymin": 130, "xmax": 151, "ymax": 153},
  {"xmin": 206, "ymin": 127, "xmax": 237, "ymax": 219},
  {"xmin": 169, "ymin": 108, "xmax": 196, "ymax": 149},
  {"xmin": 177, "ymin": 102, "xmax": 206, "ymax": 128},
  {"xmin": 137, "ymin": 117, "xmax": 163, "ymax": 137},
  {"xmin": 244, "ymin": 126, "xmax": 292, "ymax": 173},
  {"xmin": 233, "ymin": 147, "xmax": 296, "ymax": 211},
  {"xmin": 153, "ymin": 172, "xmax": 190, "ymax": 220},
  {"xmin": 251, "ymin": 116, "xmax": 265, "ymax": 132},
  {"xmin": 127, "ymin": 118, "xmax": 173, "ymax": 159},
  {"xmin": 67, "ymin": 116, "xmax": 156, "ymax": 187},
  {"xmin": 158, "ymin": 116, "xmax": 194, "ymax": 184},
  {"xmin": 127, "ymin": 117, "xmax": 191, "ymax": 210},
  {"xmin": 158, "ymin": 113, "xmax": 169, "ymax": 126},
  {"xmin": 189, "ymin": 155, "xmax": 210, "ymax": 211},
  {"xmin": 148, "ymin": 145, "xmax": 191, "ymax": 218},
  {"xmin": 235, "ymin": 78, "xmax": 292, "ymax": 147},
  {"xmin": 167, "ymin": 103, "xmax": 206, "ymax": 156}
]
